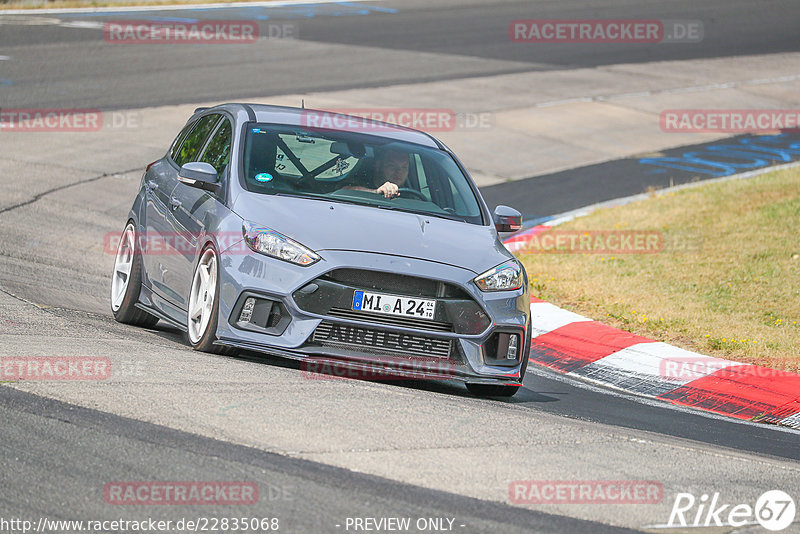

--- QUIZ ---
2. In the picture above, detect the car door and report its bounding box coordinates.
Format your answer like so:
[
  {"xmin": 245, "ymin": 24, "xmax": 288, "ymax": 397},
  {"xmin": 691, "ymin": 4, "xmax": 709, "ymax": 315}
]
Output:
[
  {"xmin": 141, "ymin": 119, "xmax": 196, "ymax": 297},
  {"xmin": 145, "ymin": 113, "xmax": 221, "ymax": 306},
  {"xmin": 168, "ymin": 116, "xmax": 233, "ymax": 308}
]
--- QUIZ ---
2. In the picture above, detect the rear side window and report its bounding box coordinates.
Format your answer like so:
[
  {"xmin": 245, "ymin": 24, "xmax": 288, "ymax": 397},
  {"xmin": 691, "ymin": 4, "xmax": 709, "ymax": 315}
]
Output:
[
  {"xmin": 199, "ymin": 119, "xmax": 233, "ymax": 175},
  {"xmin": 174, "ymin": 114, "xmax": 221, "ymax": 167},
  {"xmin": 169, "ymin": 120, "xmax": 196, "ymax": 161}
]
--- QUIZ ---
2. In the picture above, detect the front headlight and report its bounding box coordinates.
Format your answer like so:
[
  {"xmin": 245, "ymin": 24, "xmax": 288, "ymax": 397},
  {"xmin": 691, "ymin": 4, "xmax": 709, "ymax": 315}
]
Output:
[
  {"xmin": 243, "ymin": 222, "xmax": 320, "ymax": 266},
  {"xmin": 474, "ymin": 261, "xmax": 523, "ymax": 292}
]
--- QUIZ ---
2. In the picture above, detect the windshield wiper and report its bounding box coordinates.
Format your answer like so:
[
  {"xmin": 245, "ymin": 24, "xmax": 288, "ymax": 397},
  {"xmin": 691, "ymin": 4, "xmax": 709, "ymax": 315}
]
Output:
[
  {"xmin": 269, "ymin": 192, "xmax": 466, "ymax": 222},
  {"xmin": 376, "ymin": 204, "xmax": 465, "ymax": 222},
  {"xmin": 273, "ymin": 192, "xmax": 377, "ymax": 209}
]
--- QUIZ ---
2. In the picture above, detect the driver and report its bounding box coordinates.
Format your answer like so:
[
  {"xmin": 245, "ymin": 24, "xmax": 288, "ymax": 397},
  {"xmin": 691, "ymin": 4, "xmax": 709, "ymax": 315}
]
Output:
[{"xmin": 343, "ymin": 148, "xmax": 409, "ymax": 199}]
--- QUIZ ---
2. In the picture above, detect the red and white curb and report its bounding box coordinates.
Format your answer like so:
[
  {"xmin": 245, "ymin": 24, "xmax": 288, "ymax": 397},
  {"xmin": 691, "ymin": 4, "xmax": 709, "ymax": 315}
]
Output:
[
  {"xmin": 503, "ymin": 162, "xmax": 800, "ymax": 429},
  {"xmin": 525, "ymin": 296, "xmax": 800, "ymax": 428}
]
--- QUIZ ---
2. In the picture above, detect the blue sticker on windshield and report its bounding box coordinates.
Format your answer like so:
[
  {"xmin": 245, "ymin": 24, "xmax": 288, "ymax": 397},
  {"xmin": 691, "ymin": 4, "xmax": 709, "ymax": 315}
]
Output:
[
  {"xmin": 255, "ymin": 173, "xmax": 273, "ymax": 183},
  {"xmin": 251, "ymin": 128, "xmax": 265, "ymax": 134}
]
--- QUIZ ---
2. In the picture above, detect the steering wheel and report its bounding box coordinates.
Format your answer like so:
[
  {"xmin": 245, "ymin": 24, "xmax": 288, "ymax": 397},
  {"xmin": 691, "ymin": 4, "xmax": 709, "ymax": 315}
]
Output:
[{"xmin": 397, "ymin": 188, "xmax": 427, "ymax": 201}]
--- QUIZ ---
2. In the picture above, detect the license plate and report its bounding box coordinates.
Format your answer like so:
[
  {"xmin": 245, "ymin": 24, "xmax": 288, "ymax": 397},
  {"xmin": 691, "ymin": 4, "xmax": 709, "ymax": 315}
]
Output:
[{"xmin": 352, "ymin": 290, "xmax": 436, "ymax": 320}]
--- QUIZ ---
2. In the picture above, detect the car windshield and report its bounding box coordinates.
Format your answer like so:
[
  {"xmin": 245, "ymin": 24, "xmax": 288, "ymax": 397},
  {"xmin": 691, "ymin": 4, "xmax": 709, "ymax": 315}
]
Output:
[{"xmin": 241, "ymin": 124, "xmax": 484, "ymax": 225}]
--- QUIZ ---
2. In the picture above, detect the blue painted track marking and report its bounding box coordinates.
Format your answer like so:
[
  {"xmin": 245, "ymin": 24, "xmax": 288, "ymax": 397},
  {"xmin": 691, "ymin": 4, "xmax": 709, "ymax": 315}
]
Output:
[
  {"xmin": 57, "ymin": 2, "xmax": 397, "ymax": 19},
  {"xmin": 639, "ymin": 134, "xmax": 800, "ymax": 177}
]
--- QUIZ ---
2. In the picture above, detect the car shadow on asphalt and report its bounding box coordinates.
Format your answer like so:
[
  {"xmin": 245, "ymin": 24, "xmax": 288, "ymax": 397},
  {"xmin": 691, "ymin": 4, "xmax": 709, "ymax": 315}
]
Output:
[
  {"xmin": 219, "ymin": 347, "xmax": 563, "ymax": 405},
  {"xmin": 143, "ymin": 321, "xmax": 562, "ymax": 404},
  {"xmin": 146, "ymin": 323, "xmax": 187, "ymax": 344}
]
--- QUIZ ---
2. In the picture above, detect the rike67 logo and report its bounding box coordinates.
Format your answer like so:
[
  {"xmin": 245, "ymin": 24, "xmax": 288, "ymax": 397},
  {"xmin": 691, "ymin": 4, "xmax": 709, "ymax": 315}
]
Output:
[{"xmin": 667, "ymin": 490, "xmax": 796, "ymax": 531}]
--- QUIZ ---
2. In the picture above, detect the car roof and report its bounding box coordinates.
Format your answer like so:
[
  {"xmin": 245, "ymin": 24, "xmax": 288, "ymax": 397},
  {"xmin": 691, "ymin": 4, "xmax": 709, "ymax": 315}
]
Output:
[{"xmin": 200, "ymin": 103, "xmax": 442, "ymax": 149}]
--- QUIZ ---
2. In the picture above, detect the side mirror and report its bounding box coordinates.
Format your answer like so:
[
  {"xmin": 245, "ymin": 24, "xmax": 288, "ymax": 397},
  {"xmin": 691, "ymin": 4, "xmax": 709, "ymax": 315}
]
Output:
[
  {"xmin": 493, "ymin": 205, "xmax": 522, "ymax": 233},
  {"xmin": 179, "ymin": 162, "xmax": 219, "ymax": 191}
]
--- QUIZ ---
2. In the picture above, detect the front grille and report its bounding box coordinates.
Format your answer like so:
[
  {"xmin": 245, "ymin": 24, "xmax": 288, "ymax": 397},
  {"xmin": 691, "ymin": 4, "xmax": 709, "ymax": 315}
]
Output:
[
  {"xmin": 312, "ymin": 321, "xmax": 452, "ymax": 359},
  {"xmin": 292, "ymin": 269, "xmax": 492, "ymax": 335},
  {"xmin": 321, "ymin": 269, "xmax": 470, "ymax": 298},
  {"xmin": 327, "ymin": 307, "xmax": 453, "ymax": 332}
]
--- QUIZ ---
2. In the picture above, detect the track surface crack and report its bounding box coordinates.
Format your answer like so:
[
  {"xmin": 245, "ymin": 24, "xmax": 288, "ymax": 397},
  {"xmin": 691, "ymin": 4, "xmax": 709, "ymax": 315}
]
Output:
[{"xmin": 0, "ymin": 167, "xmax": 140, "ymax": 215}]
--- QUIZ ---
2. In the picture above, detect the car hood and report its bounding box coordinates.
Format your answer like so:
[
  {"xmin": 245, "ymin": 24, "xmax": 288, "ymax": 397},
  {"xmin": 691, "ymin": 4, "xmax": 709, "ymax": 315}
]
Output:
[{"xmin": 232, "ymin": 194, "xmax": 512, "ymax": 275}]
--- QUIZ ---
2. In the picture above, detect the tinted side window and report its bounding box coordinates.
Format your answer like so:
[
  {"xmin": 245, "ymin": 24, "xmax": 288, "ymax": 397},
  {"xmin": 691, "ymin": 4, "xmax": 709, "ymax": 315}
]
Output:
[
  {"xmin": 199, "ymin": 119, "xmax": 232, "ymax": 175},
  {"xmin": 169, "ymin": 120, "xmax": 197, "ymax": 161},
  {"xmin": 174, "ymin": 114, "xmax": 221, "ymax": 167}
]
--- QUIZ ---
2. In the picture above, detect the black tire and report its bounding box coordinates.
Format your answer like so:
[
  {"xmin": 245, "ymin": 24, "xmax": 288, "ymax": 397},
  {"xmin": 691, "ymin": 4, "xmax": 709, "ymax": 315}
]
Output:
[
  {"xmin": 111, "ymin": 222, "xmax": 159, "ymax": 328},
  {"xmin": 187, "ymin": 246, "xmax": 236, "ymax": 356}
]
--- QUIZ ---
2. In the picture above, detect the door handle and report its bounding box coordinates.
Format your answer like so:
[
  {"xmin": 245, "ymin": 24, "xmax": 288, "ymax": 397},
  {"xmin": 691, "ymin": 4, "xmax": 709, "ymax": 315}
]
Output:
[
  {"xmin": 170, "ymin": 197, "xmax": 182, "ymax": 210},
  {"xmin": 146, "ymin": 180, "xmax": 159, "ymax": 192}
]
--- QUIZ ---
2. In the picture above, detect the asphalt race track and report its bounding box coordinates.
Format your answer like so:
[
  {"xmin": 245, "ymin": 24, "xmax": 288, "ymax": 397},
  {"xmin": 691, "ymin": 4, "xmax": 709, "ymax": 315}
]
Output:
[
  {"xmin": 1, "ymin": 0, "xmax": 799, "ymax": 109},
  {"xmin": 1, "ymin": 1, "xmax": 800, "ymax": 532},
  {"xmin": 481, "ymin": 132, "xmax": 800, "ymax": 220}
]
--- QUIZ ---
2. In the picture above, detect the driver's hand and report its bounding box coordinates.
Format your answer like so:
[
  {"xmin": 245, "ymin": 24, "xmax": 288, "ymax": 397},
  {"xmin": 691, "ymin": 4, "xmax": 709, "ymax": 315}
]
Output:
[{"xmin": 375, "ymin": 181, "xmax": 399, "ymax": 198}]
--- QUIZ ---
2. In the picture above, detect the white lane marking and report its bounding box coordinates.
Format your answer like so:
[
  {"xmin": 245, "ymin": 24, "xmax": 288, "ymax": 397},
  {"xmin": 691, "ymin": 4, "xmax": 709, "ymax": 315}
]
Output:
[
  {"xmin": 1, "ymin": 0, "xmax": 381, "ymax": 15},
  {"xmin": 0, "ymin": 55, "xmax": 11, "ymax": 60},
  {"xmin": 0, "ymin": 15, "xmax": 62, "ymax": 25},
  {"xmin": 59, "ymin": 20, "xmax": 104, "ymax": 29},
  {"xmin": 0, "ymin": 16, "xmax": 102, "ymax": 29},
  {"xmin": 536, "ymin": 97, "xmax": 593, "ymax": 108},
  {"xmin": 529, "ymin": 302, "xmax": 591, "ymax": 338}
]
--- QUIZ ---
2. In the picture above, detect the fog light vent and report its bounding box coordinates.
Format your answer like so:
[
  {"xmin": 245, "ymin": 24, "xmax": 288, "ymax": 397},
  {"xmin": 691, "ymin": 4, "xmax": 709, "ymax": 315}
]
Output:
[
  {"xmin": 239, "ymin": 297, "xmax": 256, "ymax": 323},
  {"xmin": 230, "ymin": 293, "xmax": 291, "ymax": 336},
  {"xmin": 506, "ymin": 334, "xmax": 518, "ymax": 360},
  {"xmin": 484, "ymin": 331, "xmax": 523, "ymax": 367}
]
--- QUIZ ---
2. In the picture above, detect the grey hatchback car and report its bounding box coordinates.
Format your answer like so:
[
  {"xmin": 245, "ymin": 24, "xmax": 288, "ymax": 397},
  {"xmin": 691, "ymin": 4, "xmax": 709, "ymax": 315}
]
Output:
[{"xmin": 110, "ymin": 103, "xmax": 531, "ymax": 397}]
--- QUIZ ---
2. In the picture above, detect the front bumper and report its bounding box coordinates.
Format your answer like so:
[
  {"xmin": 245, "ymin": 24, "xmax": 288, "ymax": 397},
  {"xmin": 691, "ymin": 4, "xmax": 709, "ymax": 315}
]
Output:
[{"xmin": 215, "ymin": 248, "xmax": 530, "ymax": 385}]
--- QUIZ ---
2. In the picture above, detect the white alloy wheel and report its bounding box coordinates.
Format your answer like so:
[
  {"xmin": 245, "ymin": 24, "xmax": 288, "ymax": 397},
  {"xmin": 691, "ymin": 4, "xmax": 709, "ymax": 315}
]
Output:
[
  {"xmin": 111, "ymin": 224, "xmax": 136, "ymax": 312},
  {"xmin": 188, "ymin": 248, "xmax": 217, "ymax": 344}
]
